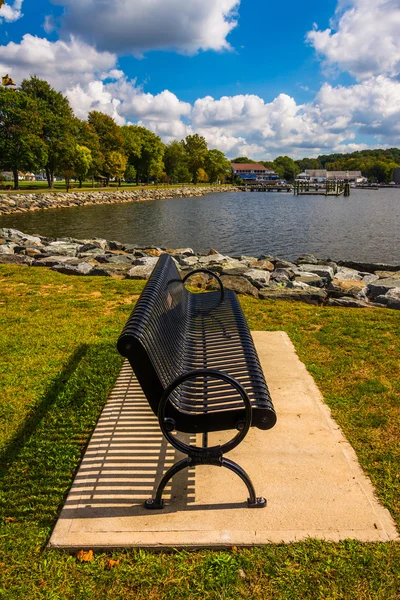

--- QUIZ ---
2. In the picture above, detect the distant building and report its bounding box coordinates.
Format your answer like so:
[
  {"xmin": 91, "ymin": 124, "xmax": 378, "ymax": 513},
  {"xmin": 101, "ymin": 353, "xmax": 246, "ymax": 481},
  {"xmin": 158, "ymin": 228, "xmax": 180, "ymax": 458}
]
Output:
[
  {"xmin": 1, "ymin": 172, "xmax": 13, "ymax": 181},
  {"xmin": 231, "ymin": 163, "xmax": 279, "ymax": 182},
  {"xmin": 296, "ymin": 169, "xmax": 366, "ymax": 184},
  {"xmin": 22, "ymin": 172, "xmax": 36, "ymax": 181}
]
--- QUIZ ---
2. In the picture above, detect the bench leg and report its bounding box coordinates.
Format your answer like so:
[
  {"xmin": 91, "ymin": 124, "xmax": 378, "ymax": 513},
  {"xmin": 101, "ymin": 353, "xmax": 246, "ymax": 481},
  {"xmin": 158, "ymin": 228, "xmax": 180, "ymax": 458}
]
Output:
[
  {"xmin": 144, "ymin": 457, "xmax": 191, "ymax": 510},
  {"xmin": 221, "ymin": 457, "xmax": 266, "ymax": 508},
  {"xmin": 144, "ymin": 455, "xmax": 266, "ymax": 510}
]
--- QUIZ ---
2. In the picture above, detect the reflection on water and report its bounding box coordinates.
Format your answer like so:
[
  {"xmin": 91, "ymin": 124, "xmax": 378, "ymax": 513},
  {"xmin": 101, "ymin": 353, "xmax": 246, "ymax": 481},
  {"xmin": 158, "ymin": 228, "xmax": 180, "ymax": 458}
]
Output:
[{"xmin": 1, "ymin": 189, "xmax": 399, "ymax": 262}]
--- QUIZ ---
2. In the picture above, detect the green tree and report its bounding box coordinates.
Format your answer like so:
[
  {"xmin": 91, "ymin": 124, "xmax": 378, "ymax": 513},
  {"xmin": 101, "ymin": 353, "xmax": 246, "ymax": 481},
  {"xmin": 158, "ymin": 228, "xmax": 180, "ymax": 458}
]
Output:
[
  {"xmin": 295, "ymin": 157, "xmax": 321, "ymax": 172},
  {"xmin": 205, "ymin": 149, "xmax": 231, "ymax": 183},
  {"xmin": 124, "ymin": 164, "xmax": 137, "ymax": 182},
  {"xmin": 164, "ymin": 140, "xmax": 189, "ymax": 182},
  {"xmin": 260, "ymin": 160, "xmax": 275, "ymax": 170},
  {"xmin": 231, "ymin": 156, "xmax": 256, "ymax": 164},
  {"xmin": 182, "ymin": 134, "xmax": 208, "ymax": 183},
  {"xmin": 20, "ymin": 76, "xmax": 75, "ymax": 188},
  {"xmin": 0, "ymin": 87, "xmax": 47, "ymax": 190},
  {"xmin": 173, "ymin": 163, "xmax": 192, "ymax": 183},
  {"xmin": 88, "ymin": 111, "xmax": 124, "ymax": 152},
  {"xmin": 74, "ymin": 145, "xmax": 92, "ymax": 186},
  {"xmin": 103, "ymin": 150, "xmax": 128, "ymax": 185},
  {"xmin": 121, "ymin": 125, "xmax": 164, "ymax": 184},
  {"xmin": 75, "ymin": 119, "xmax": 102, "ymax": 186},
  {"xmin": 88, "ymin": 111, "xmax": 125, "ymax": 185},
  {"xmin": 273, "ymin": 156, "xmax": 301, "ymax": 182},
  {"xmin": 196, "ymin": 167, "xmax": 209, "ymax": 183},
  {"xmin": 56, "ymin": 141, "xmax": 91, "ymax": 192}
]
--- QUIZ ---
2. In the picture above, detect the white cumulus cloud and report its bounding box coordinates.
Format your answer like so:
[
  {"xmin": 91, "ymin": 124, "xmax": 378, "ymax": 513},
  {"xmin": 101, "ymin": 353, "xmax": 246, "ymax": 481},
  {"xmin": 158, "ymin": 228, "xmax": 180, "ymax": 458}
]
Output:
[
  {"xmin": 0, "ymin": 0, "xmax": 23, "ymax": 22},
  {"xmin": 66, "ymin": 78, "xmax": 192, "ymax": 138},
  {"xmin": 307, "ymin": 0, "xmax": 400, "ymax": 79},
  {"xmin": 1, "ymin": 32, "xmax": 400, "ymax": 157},
  {"xmin": 0, "ymin": 34, "xmax": 117, "ymax": 89},
  {"xmin": 52, "ymin": 0, "xmax": 240, "ymax": 56}
]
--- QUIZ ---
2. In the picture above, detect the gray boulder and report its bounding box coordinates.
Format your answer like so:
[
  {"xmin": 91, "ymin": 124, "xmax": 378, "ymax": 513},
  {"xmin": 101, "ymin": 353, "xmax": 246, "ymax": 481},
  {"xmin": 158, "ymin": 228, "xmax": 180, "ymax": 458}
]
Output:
[
  {"xmin": 0, "ymin": 254, "xmax": 34, "ymax": 265},
  {"xmin": 337, "ymin": 260, "xmax": 400, "ymax": 274},
  {"xmin": 294, "ymin": 274, "xmax": 324, "ymax": 288},
  {"xmin": 0, "ymin": 243, "xmax": 16, "ymax": 254},
  {"xmin": 178, "ymin": 255, "xmax": 199, "ymax": 267},
  {"xmin": 45, "ymin": 242, "xmax": 80, "ymax": 256},
  {"xmin": 259, "ymin": 287, "xmax": 327, "ymax": 305},
  {"xmin": 90, "ymin": 264, "xmax": 131, "ymax": 278},
  {"xmin": 78, "ymin": 242, "xmax": 103, "ymax": 253},
  {"xmin": 232, "ymin": 255, "xmax": 258, "ymax": 265},
  {"xmin": 219, "ymin": 259, "xmax": 250, "ymax": 274},
  {"xmin": 0, "ymin": 228, "xmax": 43, "ymax": 247},
  {"xmin": 198, "ymin": 253, "xmax": 228, "ymax": 264},
  {"xmin": 367, "ymin": 278, "xmax": 400, "ymax": 299},
  {"xmin": 274, "ymin": 259, "xmax": 297, "ymax": 270},
  {"xmin": 326, "ymin": 297, "xmax": 372, "ymax": 308},
  {"xmin": 296, "ymin": 264, "xmax": 335, "ymax": 282},
  {"xmin": 243, "ymin": 269, "xmax": 271, "ymax": 288},
  {"xmin": 295, "ymin": 253, "xmax": 320, "ymax": 265},
  {"xmin": 362, "ymin": 273, "xmax": 379, "ymax": 285},
  {"xmin": 334, "ymin": 267, "xmax": 362, "ymax": 281},
  {"xmin": 327, "ymin": 279, "xmax": 366, "ymax": 298},
  {"xmin": 248, "ymin": 259, "xmax": 275, "ymax": 271},
  {"xmin": 98, "ymin": 253, "xmax": 134, "ymax": 265},
  {"xmin": 374, "ymin": 288, "xmax": 400, "ymax": 310},
  {"xmin": 271, "ymin": 268, "xmax": 295, "ymax": 283},
  {"xmin": 33, "ymin": 255, "xmax": 81, "ymax": 267},
  {"xmin": 286, "ymin": 280, "xmax": 314, "ymax": 291},
  {"xmin": 219, "ymin": 275, "xmax": 259, "ymax": 298},
  {"xmin": 52, "ymin": 262, "xmax": 94, "ymax": 276},
  {"xmin": 126, "ymin": 264, "xmax": 156, "ymax": 280},
  {"xmin": 375, "ymin": 270, "xmax": 400, "ymax": 280},
  {"xmin": 133, "ymin": 256, "xmax": 159, "ymax": 267}
]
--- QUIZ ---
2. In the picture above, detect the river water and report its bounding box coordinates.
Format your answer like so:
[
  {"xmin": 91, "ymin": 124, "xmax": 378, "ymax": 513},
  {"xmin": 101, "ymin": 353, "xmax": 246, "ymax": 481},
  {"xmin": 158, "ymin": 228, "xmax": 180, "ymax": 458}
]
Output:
[{"xmin": 1, "ymin": 189, "xmax": 399, "ymax": 262}]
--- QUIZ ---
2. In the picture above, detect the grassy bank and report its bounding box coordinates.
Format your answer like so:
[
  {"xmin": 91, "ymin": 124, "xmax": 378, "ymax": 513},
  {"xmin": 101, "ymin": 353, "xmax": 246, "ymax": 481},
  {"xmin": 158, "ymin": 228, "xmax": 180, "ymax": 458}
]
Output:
[
  {"xmin": 0, "ymin": 264, "xmax": 399, "ymax": 599},
  {"xmin": 0, "ymin": 182, "xmax": 229, "ymax": 195}
]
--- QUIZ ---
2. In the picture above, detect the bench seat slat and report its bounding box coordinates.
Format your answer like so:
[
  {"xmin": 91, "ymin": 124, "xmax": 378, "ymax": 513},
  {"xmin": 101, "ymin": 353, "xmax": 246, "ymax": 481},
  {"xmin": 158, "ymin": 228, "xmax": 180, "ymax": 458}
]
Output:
[{"xmin": 117, "ymin": 254, "xmax": 276, "ymax": 433}]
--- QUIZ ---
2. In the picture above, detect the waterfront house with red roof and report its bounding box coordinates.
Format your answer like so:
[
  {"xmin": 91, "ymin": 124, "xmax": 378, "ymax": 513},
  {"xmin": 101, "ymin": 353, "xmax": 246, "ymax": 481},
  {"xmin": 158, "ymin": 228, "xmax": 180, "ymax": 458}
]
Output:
[{"xmin": 231, "ymin": 163, "xmax": 279, "ymax": 182}]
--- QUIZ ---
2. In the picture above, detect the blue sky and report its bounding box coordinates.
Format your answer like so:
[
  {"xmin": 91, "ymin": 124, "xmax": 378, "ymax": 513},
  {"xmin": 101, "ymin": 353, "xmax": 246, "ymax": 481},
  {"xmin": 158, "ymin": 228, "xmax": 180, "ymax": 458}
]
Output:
[{"xmin": 1, "ymin": 0, "xmax": 399, "ymax": 159}]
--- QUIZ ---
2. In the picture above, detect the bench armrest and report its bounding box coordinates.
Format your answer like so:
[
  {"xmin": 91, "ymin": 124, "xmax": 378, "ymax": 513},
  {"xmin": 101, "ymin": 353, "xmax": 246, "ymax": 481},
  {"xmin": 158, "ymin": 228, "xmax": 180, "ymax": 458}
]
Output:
[
  {"xmin": 159, "ymin": 368, "xmax": 251, "ymax": 456},
  {"xmin": 182, "ymin": 269, "xmax": 224, "ymax": 301}
]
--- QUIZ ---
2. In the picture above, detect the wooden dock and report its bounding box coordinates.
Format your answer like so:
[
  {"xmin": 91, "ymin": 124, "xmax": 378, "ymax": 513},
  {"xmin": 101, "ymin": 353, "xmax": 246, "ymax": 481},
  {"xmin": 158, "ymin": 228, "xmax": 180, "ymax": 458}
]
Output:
[
  {"xmin": 294, "ymin": 181, "xmax": 350, "ymax": 197},
  {"xmin": 239, "ymin": 184, "xmax": 293, "ymax": 192}
]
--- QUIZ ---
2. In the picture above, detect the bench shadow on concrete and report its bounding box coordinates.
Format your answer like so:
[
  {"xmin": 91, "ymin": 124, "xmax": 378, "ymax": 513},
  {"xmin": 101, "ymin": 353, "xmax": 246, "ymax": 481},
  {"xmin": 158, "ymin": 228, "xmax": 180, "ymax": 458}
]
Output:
[{"xmin": 59, "ymin": 362, "xmax": 248, "ymax": 519}]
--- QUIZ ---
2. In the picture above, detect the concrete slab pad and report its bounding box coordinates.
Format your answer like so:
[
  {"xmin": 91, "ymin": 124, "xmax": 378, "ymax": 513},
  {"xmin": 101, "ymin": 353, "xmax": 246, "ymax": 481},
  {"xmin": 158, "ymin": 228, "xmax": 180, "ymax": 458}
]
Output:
[{"xmin": 49, "ymin": 331, "xmax": 399, "ymax": 550}]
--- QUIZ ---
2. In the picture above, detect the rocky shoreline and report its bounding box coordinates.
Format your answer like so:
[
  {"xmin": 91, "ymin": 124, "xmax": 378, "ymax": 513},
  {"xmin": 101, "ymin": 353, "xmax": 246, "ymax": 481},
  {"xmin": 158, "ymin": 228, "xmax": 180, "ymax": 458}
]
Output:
[
  {"xmin": 1, "ymin": 227, "xmax": 400, "ymax": 310},
  {"xmin": 0, "ymin": 185, "xmax": 236, "ymax": 216}
]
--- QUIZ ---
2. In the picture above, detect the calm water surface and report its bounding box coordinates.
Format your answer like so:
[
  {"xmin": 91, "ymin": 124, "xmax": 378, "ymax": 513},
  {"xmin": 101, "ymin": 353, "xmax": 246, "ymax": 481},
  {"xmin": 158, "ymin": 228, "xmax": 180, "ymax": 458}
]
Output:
[{"xmin": 1, "ymin": 189, "xmax": 399, "ymax": 262}]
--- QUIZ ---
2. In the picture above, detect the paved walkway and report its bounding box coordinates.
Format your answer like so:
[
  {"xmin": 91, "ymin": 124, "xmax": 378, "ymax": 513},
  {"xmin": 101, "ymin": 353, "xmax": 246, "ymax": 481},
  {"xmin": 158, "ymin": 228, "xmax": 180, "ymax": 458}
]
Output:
[{"xmin": 49, "ymin": 331, "xmax": 398, "ymax": 550}]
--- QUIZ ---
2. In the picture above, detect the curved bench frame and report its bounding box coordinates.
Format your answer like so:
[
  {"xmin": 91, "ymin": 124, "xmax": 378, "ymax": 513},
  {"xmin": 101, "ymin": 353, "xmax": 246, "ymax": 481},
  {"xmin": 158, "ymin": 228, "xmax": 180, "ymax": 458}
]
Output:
[{"xmin": 144, "ymin": 369, "xmax": 266, "ymax": 510}]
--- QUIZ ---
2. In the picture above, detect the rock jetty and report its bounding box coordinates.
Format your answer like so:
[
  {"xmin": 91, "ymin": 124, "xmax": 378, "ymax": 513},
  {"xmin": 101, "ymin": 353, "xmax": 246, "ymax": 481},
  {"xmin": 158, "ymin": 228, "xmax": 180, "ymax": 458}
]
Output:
[
  {"xmin": 1, "ymin": 228, "xmax": 400, "ymax": 310},
  {"xmin": 0, "ymin": 185, "xmax": 236, "ymax": 216}
]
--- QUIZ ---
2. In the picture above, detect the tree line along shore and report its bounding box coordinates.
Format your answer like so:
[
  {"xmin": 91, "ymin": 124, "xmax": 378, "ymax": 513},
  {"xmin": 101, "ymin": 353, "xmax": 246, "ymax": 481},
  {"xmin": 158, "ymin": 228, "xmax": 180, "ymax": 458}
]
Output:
[{"xmin": 1, "ymin": 76, "xmax": 400, "ymax": 192}]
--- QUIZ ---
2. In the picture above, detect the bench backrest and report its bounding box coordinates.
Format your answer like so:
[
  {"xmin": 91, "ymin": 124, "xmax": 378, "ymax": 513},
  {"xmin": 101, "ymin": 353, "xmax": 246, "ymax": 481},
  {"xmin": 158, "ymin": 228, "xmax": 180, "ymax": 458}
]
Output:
[{"xmin": 117, "ymin": 254, "xmax": 187, "ymax": 415}]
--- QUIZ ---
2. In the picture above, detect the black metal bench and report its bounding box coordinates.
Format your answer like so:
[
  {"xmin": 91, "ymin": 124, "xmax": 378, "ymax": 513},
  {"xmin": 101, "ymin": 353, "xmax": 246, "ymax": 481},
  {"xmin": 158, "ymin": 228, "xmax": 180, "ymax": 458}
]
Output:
[{"xmin": 117, "ymin": 254, "xmax": 277, "ymax": 509}]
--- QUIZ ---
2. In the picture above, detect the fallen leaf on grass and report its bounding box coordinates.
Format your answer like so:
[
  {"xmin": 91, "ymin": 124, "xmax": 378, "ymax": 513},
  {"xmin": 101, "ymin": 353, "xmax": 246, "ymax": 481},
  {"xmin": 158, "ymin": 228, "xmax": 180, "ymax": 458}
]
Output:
[
  {"xmin": 4, "ymin": 517, "xmax": 16, "ymax": 524},
  {"xmin": 76, "ymin": 549, "xmax": 94, "ymax": 562},
  {"xmin": 106, "ymin": 559, "xmax": 120, "ymax": 569}
]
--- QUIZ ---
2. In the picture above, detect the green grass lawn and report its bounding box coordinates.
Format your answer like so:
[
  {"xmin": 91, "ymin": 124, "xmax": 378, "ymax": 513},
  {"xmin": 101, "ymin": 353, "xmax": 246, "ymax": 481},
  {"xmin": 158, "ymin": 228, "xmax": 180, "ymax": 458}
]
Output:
[
  {"xmin": 0, "ymin": 182, "xmax": 225, "ymax": 195},
  {"xmin": 0, "ymin": 264, "xmax": 399, "ymax": 599}
]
